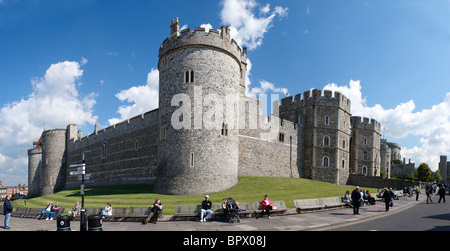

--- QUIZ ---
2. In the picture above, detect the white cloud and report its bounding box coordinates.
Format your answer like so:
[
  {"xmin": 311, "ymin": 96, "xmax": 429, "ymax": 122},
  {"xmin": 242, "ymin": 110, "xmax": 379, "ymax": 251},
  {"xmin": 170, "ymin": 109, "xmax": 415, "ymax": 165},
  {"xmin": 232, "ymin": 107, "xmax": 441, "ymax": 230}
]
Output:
[
  {"xmin": 220, "ymin": 0, "xmax": 288, "ymax": 50},
  {"xmin": 0, "ymin": 60, "xmax": 97, "ymax": 185},
  {"xmin": 323, "ymin": 80, "xmax": 450, "ymax": 171},
  {"xmin": 108, "ymin": 68, "xmax": 159, "ymax": 125}
]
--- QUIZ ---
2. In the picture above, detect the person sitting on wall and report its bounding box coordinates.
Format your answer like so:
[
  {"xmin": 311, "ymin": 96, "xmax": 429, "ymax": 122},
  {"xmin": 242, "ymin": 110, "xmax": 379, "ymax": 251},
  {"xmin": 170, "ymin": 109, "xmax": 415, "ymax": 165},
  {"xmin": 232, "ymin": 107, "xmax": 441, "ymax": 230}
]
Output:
[{"xmin": 200, "ymin": 195, "xmax": 213, "ymax": 222}]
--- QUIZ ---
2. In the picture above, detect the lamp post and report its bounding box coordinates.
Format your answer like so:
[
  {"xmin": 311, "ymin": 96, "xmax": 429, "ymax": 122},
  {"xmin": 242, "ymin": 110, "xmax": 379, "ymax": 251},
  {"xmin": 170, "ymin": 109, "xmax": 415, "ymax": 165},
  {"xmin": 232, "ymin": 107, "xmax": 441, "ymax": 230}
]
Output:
[{"xmin": 69, "ymin": 151, "xmax": 88, "ymax": 231}]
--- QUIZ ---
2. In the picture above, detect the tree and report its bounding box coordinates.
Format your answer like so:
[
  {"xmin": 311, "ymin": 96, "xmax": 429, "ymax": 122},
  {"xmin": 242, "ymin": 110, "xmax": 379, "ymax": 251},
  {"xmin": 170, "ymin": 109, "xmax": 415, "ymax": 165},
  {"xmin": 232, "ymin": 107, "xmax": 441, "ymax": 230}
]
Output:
[{"xmin": 415, "ymin": 163, "xmax": 432, "ymax": 182}]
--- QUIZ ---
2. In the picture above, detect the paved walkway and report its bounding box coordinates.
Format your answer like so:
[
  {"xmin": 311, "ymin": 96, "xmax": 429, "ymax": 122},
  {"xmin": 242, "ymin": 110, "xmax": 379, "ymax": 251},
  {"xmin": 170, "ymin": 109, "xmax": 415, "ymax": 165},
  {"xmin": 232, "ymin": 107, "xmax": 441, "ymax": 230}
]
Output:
[{"xmin": 1, "ymin": 192, "xmax": 428, "ymax": 231}]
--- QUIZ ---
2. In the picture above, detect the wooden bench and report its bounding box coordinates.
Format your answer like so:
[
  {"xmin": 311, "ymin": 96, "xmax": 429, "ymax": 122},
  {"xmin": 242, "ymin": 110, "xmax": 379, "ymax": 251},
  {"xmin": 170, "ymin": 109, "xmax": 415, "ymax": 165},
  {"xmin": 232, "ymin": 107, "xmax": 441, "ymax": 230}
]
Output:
[
  {"xmin": 173, "ymin": 205, "xmax": 201, "ymax": 221},
  {"xmin": 320, "ymin": 197, "xmax": 345, "ymax": 209},
  {"xmin": 293, "ymin": 198, "xmax": 325, "ymax": 213},
  {"xmin": 102, "ymin": 207, "xmax": 128, "ymax": 222},
  {"xmin": 252, "ymin": 200, "xmax": 288, "ymax": 217},
  {"xmin": 212, "ymin": 202, "xmax": 254, "ymax": 219},
  {"xmin": 24, "ymin": 207, "xmax": 66, "ymax": 219},
  {"xmin": 122, "ymin": 207, "xmax": 164, "ymax": 222},
  {"xmin": 11, "ymin": 207, "xmax": 28, "ymax": 217}
]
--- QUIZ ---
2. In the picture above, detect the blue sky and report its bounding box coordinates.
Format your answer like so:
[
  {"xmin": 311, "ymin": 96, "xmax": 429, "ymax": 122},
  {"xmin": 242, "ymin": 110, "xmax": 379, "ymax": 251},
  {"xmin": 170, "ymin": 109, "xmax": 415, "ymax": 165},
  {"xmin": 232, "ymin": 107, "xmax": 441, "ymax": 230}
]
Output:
[{"xmin": 1, "ymin": 0, "xmax": 450, "ymax": 186}]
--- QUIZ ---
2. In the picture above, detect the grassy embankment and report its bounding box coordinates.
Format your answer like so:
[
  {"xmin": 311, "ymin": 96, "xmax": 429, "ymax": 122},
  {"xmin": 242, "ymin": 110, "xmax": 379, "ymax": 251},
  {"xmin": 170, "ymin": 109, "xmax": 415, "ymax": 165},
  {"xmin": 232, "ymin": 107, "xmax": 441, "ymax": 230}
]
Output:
[{"xmin": 13, "ymin": 176, "xmax": 377, "ymax": 215}]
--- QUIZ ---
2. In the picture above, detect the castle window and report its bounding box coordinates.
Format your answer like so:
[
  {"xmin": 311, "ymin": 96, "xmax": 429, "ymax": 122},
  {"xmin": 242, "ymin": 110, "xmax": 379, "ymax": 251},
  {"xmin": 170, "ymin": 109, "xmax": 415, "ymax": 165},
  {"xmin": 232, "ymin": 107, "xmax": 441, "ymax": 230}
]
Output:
[
  {"xmin": 362, "ymin": 166, "xmax": 367, "ymax": 175},
  {"xmin": 102, "ymin": 143, "xmax": 107, "ymax": 158},
  {"xmin": 364, "ymin": 151, "xmax": 368, "ymax": 160},
  {"xmin": 325, "ymin": 116, "xmax": 329, "ymax": 125},
  {"xmin": 323, "ymin": 156, "xmax": 329, "ymax": 167},
  {"xmin": 364, "ymin": 138, "xmax": 367, "ymax": 145},
  {"xmin": 343, "ymin": 140, "xmax": 346, "ymax": 149},
  {"xmin": 279, "ymin": 132, "xmax": 285, "ymax": 142},
  {"xmin": 342, "ymin": 159, "xmax": 345, "ymax": 169},
  {"xmin": 185, "ymin": 70, "xmax": 195, "ymax": 84},
  {"xmin": 221, "ymin": 122, "xmax": 228, "ymax": 137},
  {"xmin": 190, "ymin": 152, "xmax": 195, "ymax": 168},
  {"xmin": 323, "ymin": 136, "xmax": 330, "ymax": 146},
  {"xmin": 160, "ymin": 126, "xmax": 166, "ymax": 140}
]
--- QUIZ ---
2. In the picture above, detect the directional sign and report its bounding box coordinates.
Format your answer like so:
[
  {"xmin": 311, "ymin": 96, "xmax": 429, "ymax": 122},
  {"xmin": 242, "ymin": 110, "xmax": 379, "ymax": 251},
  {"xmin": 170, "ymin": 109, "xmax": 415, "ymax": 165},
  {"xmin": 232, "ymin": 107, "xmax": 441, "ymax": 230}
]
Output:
[
  {"xmin": 70, "ymin": 171, "xmax": 85, "ymax": 176},
  {"xmin": 69, "ymin": 164, "xmax": 85, "ymax": 168}
]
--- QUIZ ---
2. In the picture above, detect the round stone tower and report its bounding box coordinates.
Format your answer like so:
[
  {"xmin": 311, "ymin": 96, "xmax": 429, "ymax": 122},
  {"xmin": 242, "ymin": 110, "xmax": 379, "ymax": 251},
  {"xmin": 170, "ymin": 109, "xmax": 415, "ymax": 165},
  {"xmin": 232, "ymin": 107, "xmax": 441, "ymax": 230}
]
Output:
[
  {"xmin": 28, "ymin": 147, "xmax": 42, "ymax": 197},
  {"xmin": 154, "ymin": 18, "xmax": 247, "ymax": 195},
  {"xmin": 40, "ymin": 129, "xmax": 67, "ymax": 196}
]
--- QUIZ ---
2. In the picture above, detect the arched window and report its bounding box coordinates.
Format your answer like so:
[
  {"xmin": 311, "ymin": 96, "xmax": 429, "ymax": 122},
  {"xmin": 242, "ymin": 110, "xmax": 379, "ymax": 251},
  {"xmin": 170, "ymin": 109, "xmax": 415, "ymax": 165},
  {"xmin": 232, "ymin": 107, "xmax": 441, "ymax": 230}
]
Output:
[
  {"xmin": 323, "ymin": 156, "xmax": 329, "ymax": 167},
  {"xmin": 364, "ymin": 138, "xmax": 367, "ymax": 145},
  {"xmin": 364, "ymin": 151, "xmax": 368, "ymax": 160},
  {"xmin": 362, "ymin": 166, "xmax": 367, "ymax": 175},
  {"xmin": 325, "ymin": 116, "xmax": 329, "ymax": 125},
  {"xmin": 323, "ymin": 136, "xmax": 330, "ymax": 146},
  {"xmin": 343, "ymin": 140, "xmax": 346, "ymax": 149}
]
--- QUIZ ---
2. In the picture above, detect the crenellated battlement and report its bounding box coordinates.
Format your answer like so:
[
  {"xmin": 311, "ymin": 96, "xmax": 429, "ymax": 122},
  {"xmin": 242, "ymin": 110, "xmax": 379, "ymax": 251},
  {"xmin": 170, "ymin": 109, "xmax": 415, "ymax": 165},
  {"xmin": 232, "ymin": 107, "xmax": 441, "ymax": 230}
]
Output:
[
  {"xmin": 280, "ymin": 88, "xmax": 351, "ymax": 114},
  {"xmin": 159, "ymin": 18, "xmax": 247, "ymax": 69},
  {"xmin": 351, "ymin": 116, "xmax": 381, "ymax": 133}
]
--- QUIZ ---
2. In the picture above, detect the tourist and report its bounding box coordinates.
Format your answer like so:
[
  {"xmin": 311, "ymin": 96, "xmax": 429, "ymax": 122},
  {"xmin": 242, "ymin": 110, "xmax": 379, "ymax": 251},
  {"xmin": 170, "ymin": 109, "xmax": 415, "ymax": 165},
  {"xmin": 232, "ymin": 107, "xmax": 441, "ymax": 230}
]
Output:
[
  {"xmin": 426, "ymin": 184, "xmax": 433, "ymax": 204},
  {"xmin": 438, "ymin": 184, "xmax": 446, "ymax": 203},
  {"xmin": 343, "ymin": 190, "xmax": 352, "ymax": 208},
  {"xmin": 3, "ymin": 195, "xmax": 13, "ymax": 229},
  {"xmin": 366, "ymin": 190, "xmax": 375, "ymax": 205},
  {"xmin": 382, "ymin": 188, "xmax": 392, "ymax": 211},
  {"xmin": 200, "ymin": 195, "xmax": 213, "ymax": 222},
  {"xmin": 40, "ymin": 201, "xmax": 53, "ymax": 220},
  {"xmin": 256, "ymin": 194, "xmax": 274, "ymax": 219},
  {"xmin": 68, "ymin": 202, "xmax": 81, "ymax": 221},
  {"xmin": 414, "ymin": 185, "xmax": 420, "ymax": 201},
  {"xmin": 100, "ymin": 202, "xmax": 113, "ymax": 217},
  {"xmin": 351, "ymin": 186, "xmax": 361, "ymax": 215},
  {"xmin": 143, "ymin": 199, "xmax": 163, "ymax": 224},
  {"xmin": 48, "ymin": 202, "xmax": 60, "ymax": 220}
]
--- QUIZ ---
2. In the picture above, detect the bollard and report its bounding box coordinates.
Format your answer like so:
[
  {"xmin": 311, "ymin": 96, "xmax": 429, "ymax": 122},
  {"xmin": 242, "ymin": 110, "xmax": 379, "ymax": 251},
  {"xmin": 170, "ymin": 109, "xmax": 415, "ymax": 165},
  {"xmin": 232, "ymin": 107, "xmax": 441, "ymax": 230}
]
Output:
[
  {"xmin": 56, "ymin": 215, "xmax": 71, "ymax": 231},
  {"xmin": 87, "ymin": 214, "xmax": 103, "ymax": 231}
]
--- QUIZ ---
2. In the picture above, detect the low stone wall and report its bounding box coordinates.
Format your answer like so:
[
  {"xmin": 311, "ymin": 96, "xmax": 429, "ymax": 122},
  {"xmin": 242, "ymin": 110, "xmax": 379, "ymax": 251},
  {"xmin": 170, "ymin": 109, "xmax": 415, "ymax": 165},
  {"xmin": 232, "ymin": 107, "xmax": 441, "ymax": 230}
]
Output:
[{"xmin": 347, "ymin": 174, "xmax": 425, "ymax": 190}]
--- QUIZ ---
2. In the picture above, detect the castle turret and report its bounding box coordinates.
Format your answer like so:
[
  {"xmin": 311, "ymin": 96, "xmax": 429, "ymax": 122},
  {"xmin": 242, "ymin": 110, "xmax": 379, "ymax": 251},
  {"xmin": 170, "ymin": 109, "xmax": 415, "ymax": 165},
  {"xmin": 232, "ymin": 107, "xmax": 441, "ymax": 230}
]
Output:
[
  {"xmin": 279, "ymin": 89, "xmax": 352, "ymax": 185},
  {"xmin": 27, "ymin": 146, "xmax": 42, "ymax": 197},
  {"xmin": 40, "ymin": 129, "xmax": 67, "ymax": 196},
  {"xmin": 154, "ymin": 18, "xmax": 247, "ymax": 194},
  {"xmin": 350, "ymin": 117, "xmax": 381, "ymax": 176}
]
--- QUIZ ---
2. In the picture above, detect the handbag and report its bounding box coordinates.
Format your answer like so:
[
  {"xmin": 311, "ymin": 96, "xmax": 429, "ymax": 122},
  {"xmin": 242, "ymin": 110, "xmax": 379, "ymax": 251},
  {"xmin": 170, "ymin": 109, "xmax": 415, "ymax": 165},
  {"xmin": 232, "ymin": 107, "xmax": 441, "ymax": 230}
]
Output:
[{"xmin": 390, "ymin": 201, "xmax": 394, "ymax": 207}]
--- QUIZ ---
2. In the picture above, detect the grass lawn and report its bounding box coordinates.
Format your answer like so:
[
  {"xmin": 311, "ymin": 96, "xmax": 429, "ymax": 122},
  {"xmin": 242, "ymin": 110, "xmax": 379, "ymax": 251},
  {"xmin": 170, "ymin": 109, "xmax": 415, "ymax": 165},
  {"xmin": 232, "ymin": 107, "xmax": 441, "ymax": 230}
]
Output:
[{"xmin": 12, "ymin": 176, "xmax": 378, "ymax": 215}]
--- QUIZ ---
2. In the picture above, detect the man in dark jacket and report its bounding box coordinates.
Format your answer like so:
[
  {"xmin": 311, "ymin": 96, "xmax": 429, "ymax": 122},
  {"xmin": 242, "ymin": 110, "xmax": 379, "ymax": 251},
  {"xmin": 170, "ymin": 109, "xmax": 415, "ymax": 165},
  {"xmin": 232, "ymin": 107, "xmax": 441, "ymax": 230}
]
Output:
[
  {"xmin": 382, "ymin": 188, "xmax": 392, "ymax": 211},
  {"xmin": 3, "ymin": 195, "xmax": 13, "ymax": 229},
  {"xmin": 351, "ymin": 186, "xmax": 361, "ymax": 215},
  {"xmin": 438, "ymin": 184, "xmax": 446, "ymax": 203},
  {"xmin": 200, "ymin": 195, "xmax": 213, "ymax": 222}
]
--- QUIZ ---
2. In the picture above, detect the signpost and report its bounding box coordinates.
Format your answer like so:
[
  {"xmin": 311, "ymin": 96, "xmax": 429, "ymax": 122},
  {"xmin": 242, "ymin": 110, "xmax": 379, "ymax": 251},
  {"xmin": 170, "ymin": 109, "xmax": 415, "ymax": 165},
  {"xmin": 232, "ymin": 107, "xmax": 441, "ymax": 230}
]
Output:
[{"xmin": 69, "ymin": 152, "xmax": 87, "ymax": 231}]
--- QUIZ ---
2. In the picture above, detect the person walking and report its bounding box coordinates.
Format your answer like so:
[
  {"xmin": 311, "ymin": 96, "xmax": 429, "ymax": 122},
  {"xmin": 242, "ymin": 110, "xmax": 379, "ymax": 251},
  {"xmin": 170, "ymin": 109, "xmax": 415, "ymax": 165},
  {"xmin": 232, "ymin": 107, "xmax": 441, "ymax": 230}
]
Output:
[
  {"xmin": 382, "ymin": 188, "xmax": 392, "ymax": 212},
  {"xmin": 438, "ymin": 184, "xmax": 446, "ymax": 203},
  {"xmin": 426, "ymin": 184, "xmax": 433, "ymax": 204},
  {"xmin": 351, "ymin": 186, "xmax": 362, "ymax": 215},
  {"xmin": 3, "ymin": 195, "xmax": 13, "ymax": 229}
]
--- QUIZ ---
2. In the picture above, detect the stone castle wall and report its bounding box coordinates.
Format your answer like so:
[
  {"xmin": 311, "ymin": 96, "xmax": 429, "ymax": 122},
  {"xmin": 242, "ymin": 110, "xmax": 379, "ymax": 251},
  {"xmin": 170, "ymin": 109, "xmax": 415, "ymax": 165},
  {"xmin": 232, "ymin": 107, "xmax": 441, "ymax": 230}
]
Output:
[{"xmin": 65, "ymin": 110, "xmax": 159, "ymax": 189}]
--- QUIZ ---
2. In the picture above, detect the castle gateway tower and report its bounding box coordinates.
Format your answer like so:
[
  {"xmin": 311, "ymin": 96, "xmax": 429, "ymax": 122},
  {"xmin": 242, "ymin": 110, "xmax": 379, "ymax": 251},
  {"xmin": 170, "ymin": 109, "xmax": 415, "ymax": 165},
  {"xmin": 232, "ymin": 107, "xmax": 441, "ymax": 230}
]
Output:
[{"xmin": 154, "ymin": 18, "xmax": 247, "ymax": 194}]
